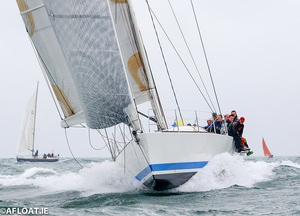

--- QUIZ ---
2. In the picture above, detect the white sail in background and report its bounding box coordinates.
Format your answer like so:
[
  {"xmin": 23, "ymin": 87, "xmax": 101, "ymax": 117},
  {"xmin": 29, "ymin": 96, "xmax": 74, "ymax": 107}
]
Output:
[
  {"xmin": 17, "ymin": 92, "xmax": 36, "ymax": 154},
  {"xmin": 17, "ymin": 0, "xmax": 140, "ymax": 129},
  {"xmin": 27, "ymin": 90, "xmax": 37, "ymax": 152}
]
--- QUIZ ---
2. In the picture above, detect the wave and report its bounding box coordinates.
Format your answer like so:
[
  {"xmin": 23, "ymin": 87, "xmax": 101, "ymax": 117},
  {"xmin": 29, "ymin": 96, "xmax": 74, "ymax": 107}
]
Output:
[
  {"xmin": 20, "ymin": 167, "xmax": 59, "ymax": 178},
  {"xmin": 177, "ymin": 153, "xmax": 279, "ymax": 192},
  {"xmin": 0, "ymin": 160, "xmax": 142, "ymax": 196},
  {"xmin": 1, "ymin": 155, "xmax": 300, "ymax": 196},
  {"xmin": 280, "ymin": 160, "xmax": 300, "ymax": 169}
]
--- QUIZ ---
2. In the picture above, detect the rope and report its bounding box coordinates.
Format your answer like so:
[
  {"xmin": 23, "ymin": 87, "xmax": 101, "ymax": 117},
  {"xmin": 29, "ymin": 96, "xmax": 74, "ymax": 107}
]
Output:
[
  {"xmin": 190, "ymin": 0, "xmax": 222, "ymax": 115},
  {"xmin": 145, "ymin": 0, "xmax": 184, "ymax": 121},
  {"xmin": 145, "ymin": 2, "xmax": 215, "ymax": 112},
  {"xmin": 88, "ymin": 128, "xmax": 108, "ymax": 150},
  {"xmin": 168, "ymin": 0, "xmax": 216, "ymax": 112},
  {"xmin": 64, "ymin": 128, "xmax": 83, "ymax": 168}
]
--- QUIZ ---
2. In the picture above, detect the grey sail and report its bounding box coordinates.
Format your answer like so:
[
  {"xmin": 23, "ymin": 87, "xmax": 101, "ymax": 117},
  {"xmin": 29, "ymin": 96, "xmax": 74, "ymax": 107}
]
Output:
[{"xmin": 17, "ymin": 0, "xmax": 140, "ymax": 129}]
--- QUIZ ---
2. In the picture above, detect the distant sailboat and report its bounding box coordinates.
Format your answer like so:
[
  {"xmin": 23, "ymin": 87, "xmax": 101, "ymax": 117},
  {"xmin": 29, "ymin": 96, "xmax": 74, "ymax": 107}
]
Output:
[
  {"xmin": 262, "ymin": 138, "xmax": 273, "ymax": 158},
  {"xmin": 17, "ymin": 82, "xmax": 59, "ymax": 162}
]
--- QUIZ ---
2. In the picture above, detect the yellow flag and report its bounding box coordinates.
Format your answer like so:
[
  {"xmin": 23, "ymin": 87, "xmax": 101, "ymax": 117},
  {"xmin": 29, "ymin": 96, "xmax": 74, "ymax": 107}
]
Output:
[{"xmin": 172, "ymin": 119, "xmax": 184, "ymax": 127}]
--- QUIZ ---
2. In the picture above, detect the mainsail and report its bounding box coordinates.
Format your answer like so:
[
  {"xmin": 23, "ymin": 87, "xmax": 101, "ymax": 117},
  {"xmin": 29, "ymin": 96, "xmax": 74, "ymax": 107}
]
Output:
[
  {"xmin": 108, "ymin": 1, "xmax": 149, "ymax": 105},
  {"xmin": 17, "ymin": 0, "xmax": 142, "ymax": 129},
  {"xmin": 17, "ymin": 86, "xmax": 38, "ymax": 154},
  {"xmin": 108, "ymin": 0, "xmax": 167, "ymax": 130}
]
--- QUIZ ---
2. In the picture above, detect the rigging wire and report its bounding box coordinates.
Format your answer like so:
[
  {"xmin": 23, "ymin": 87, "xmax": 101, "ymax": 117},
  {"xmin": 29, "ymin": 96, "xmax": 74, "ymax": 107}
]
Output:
[
  {"xmin": 145, "ymin": 0, "xmax": 184, "ymax": 121},
  {"xmin": 190, "ymin": 0, "xmax": 222, "ymax": 115},
  {"xmin": 145, "ymin": 3, "xmax": 214, "ymax": 112},
  {"xmin": 64, "ymin": 128, "xmax": 83, "ymax": 168},
  {"xmin": 104, "ymin": 128, "xmax": 116, "ymax": 161},
  {"xmin": 167, "ymin": 0, "xmax": 216, "ymax": 112},
  {"xmin": 95, "ymin": 128, "xmax": 129, "ymax": 144},
  {"xmin": 96, "ymin": 129, "xmax": 114, "ymax": 159}
]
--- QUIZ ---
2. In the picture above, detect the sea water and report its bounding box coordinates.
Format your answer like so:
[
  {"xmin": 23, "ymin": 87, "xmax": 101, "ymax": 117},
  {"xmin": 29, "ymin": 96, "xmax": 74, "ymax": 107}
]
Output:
[{"xmin": 1, "ymin": 154, "xmax": 300, "ymax": 215}]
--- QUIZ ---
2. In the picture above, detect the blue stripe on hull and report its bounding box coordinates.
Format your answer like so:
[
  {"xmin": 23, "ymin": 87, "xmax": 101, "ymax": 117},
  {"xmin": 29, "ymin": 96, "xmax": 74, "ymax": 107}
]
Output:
[
  {"xmin": 135, "ymin": 161, "xmax": 208, "ymax": 181},
  {"xmin": 136, "ymin": 166, "xmax": 152, "ymax": 181}
]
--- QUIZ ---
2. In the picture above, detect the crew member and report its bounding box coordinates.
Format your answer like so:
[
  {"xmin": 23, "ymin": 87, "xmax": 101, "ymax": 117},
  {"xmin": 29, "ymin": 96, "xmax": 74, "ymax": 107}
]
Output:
[{"xmin": 228, "ymin": 117, "xmax": 245, "ymax": 152}]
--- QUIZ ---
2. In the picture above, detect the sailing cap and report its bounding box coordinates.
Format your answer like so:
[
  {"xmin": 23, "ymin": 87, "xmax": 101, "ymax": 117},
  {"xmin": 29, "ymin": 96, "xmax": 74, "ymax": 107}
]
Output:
[
  {"xmin": 212, "ymin": 112, "xmax": 217, "ymax": 116},
  {"xmin": 240, "ymin": 117, "xmax": 245, "ymax": 122}
]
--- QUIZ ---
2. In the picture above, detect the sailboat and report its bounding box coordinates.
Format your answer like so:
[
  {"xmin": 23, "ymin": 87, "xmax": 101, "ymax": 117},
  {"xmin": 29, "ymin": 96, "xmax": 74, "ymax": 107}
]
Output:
[
  {"xmin": 16, "ymin": 0, "xmax": 234, "ymax": 189},
  {"xmin": 17, "ymin": 82, "xmax": 59, "ymax": 162},
  {"xmin": 262, "ymin": 138, "xmax": 273, "ymax": 158}
]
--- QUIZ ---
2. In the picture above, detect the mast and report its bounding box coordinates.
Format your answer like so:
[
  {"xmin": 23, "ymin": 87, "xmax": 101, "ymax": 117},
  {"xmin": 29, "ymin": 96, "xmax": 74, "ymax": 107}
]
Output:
[{"xmin": 31, "ymin": 81, "xmax": 39, "ymax": 155}]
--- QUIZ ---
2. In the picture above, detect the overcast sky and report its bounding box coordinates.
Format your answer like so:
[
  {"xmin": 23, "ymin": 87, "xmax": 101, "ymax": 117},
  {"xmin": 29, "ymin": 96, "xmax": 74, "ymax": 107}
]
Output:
[{"xmin": 1, "ymin": 0, "xmax": 300, "ymax": 158}]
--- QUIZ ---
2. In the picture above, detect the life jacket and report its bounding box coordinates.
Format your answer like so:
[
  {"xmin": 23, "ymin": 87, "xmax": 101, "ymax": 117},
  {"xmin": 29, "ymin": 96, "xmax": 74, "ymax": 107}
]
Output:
[{"xmin": 241, "ymin": 137, "xmax": 246, "ymax": 147}]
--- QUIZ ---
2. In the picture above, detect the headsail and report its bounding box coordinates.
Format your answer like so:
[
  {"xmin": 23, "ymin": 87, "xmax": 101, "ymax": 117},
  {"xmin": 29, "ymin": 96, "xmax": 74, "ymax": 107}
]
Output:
[{"xmin": 17, "ymin": 0, "xmax": 140, "ymax": 129}]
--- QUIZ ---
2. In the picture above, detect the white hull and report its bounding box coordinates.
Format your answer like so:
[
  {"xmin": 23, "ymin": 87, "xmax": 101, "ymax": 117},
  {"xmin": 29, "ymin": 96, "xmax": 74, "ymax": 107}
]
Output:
[{"xmin": 116, "ymin": 130, "xmax": 234, "ymax": 190}]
